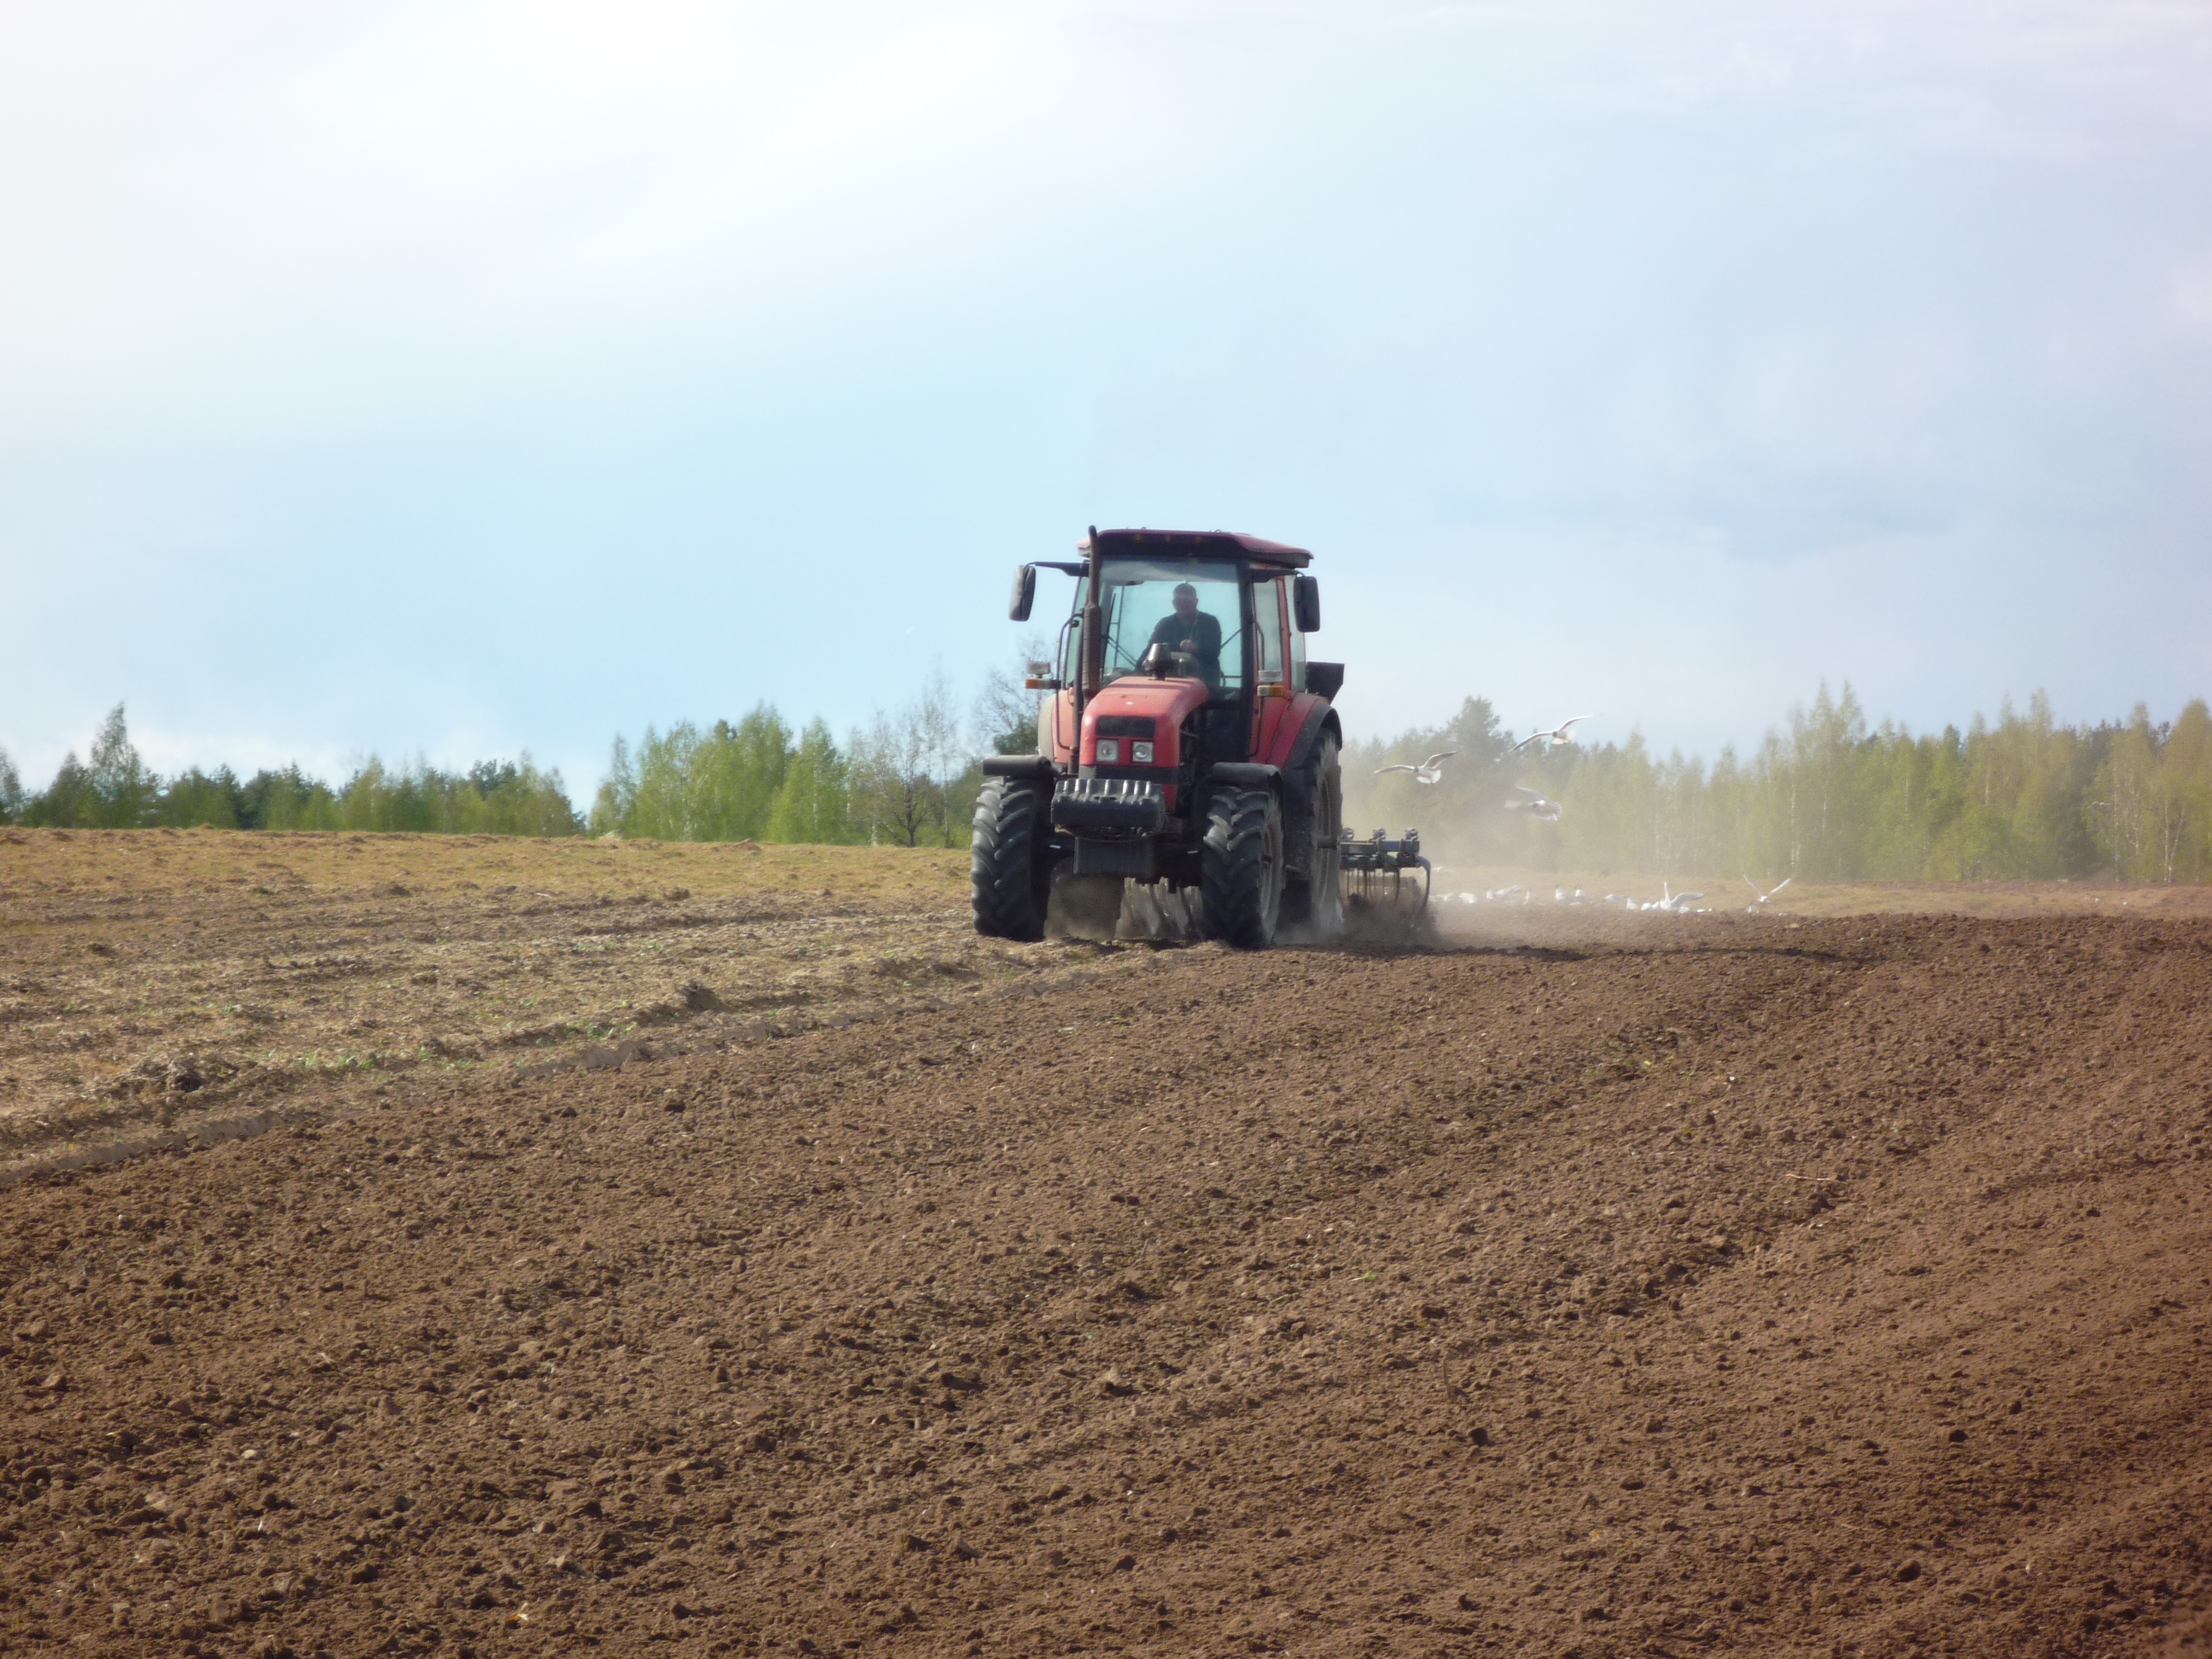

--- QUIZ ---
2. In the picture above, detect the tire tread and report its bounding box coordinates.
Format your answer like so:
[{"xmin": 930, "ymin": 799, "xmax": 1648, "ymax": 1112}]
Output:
[
  {"xmin": 1200, "ymin": 785, "xmax": 1279, "ymax": 949},
  {"xmin": 971, "ymin": 777, "xmax": 1047, "ymax": 940}
]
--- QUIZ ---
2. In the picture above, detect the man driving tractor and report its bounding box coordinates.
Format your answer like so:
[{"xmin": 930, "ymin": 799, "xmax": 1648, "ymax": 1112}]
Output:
[{"xmin": 1145, "ymin": 581, "xmax": 1224, "ymax": 689}]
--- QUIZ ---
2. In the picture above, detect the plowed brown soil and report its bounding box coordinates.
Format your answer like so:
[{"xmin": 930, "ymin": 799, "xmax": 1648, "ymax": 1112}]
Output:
[{"xmin": 4, "ymin": 836, "xmax": 2210, "ymax": 1658}]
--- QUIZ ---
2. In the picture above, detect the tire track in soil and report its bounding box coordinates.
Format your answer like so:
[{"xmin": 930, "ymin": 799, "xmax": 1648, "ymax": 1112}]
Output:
[{"xmin": 2, "ymin": 914, "xmax": 2209, "ymax": 1658}]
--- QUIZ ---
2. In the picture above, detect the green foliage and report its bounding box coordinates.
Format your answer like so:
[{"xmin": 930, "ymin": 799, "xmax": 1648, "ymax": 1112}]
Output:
[
  {"xmin": 25, "ymin": 703, "xmax": 155, "ymax": 828},
  {"xmin": 88, "ymin": 703, "xmax": 158, "ymax": 827},
  {"xmin": 243, "ymin": 765, "xmax": 337, "ymax": 831},
  {"xmin": 23, "ymin": 752, "xmax": 96, "ymax": 828},
  {"xmin": 17, "ymin": 677, "xmax": 2208, "ymax": 874},
  {"xmin": 765, "ymin": 721, "xmax": 851, "ymax": 844},
  {"xmin": 153, "ymin": 766, "xmax": 246, "ymax": 830},
  {"xmin": 594, "ymin": 671, "xmax": 994, "ymax": 848},
  {"xmin": 312, "ymin": 756, "xmax": 580, "ymax": 835},
  {"xmin": 703, "ymin": 709, "xmax": 796, "ymax": 840},
  {"xmin": 6, "ymin": 703, "xmax": 580, "ymax": 837},
  {"xmin": 15, "ymin": 650, "xmax": 1033, "ymax": 850},
  {"xmin": 2088, "ymin": 700, "xmax": 2212, "ymax": 883},
  {"xmin": 592, "ymin": 708, "xmax": 818, "ymax": 849},
  {"xmin": 589, "ymin": 737, "xmax": 636, "ymax": 839},
  {"xmin": 1354, "ymin": 683, "xmax": 2212, "ymax": 883}
]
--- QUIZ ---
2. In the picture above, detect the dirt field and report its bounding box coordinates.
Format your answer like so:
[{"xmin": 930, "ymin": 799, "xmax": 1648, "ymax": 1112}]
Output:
[
  {"xmin": 0, "ymin": 829, "xmax": 1008, "ymax": 1177},
  {"xmin": 1430, "ymin": 866, "xmax": 2212, "ymax": 922},
  {"xmin": 4, "ymin": 831, "xmax": 2210, "ymax": 1658}
]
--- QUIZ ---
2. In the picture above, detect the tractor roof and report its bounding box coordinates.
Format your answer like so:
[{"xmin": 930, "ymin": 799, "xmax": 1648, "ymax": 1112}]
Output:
[{"xmin": 1083, "ymin": 527, "xmax": 1312, "ymax": 570}]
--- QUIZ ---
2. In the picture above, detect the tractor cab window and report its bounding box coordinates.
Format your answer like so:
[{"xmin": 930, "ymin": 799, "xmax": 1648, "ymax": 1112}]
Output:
[
  {"xmin": 1253, "ymin": 577, "xmax": 1287, "ymax": 687},
  {"xmin": 1093, "ymin": 557, "xmax": 1245, "ymax": 695}
]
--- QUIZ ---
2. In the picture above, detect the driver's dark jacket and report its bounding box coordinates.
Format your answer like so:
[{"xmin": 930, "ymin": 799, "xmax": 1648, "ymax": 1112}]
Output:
[{"xmin": 1145, "ymin": 609, "xmax": 1224, "ymax": 683}]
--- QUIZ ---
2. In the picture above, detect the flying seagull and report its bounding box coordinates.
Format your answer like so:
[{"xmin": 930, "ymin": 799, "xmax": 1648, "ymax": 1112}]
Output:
[
  {"xmin": 1376, "ymin": 750, "xmax": 1456, "ymax": 785},
  {"xmin": 1512, "ymin": 716, "xmax": 1592, "ymax": 754},
  {"xmin": 1503, "ymin": 785, "xmax": 1562, "ymax": 821},
  {"xmin": 1744, "ymin": 876, "xmax": 1792, "ymax": 909}
]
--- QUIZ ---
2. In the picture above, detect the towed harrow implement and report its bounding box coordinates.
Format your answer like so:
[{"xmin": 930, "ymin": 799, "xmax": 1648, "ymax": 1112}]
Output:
[{"xmin": 1341, "ymin": 828, "xmax": 1430, "ymax": 920}]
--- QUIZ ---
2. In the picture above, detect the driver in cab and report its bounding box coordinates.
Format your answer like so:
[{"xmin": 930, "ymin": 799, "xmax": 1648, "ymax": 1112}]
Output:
[{"xmin": 1146, "ymin": 583, "xmax": 1224, "ymax": 688}]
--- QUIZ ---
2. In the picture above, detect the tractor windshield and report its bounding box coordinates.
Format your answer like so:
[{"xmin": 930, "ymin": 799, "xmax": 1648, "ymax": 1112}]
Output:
[{"xmin": 1090, "ymin": 556, "xmax": 1245, "ymax": 694}]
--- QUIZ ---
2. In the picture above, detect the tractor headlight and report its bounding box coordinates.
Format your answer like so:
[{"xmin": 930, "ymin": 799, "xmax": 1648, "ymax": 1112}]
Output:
[
  {"xmin": 1096, "ymin": 738, "xmax": 1121, "ymax": 764},
  {"xmin": 1131, "ymin": 741, "xmax": 1155, "ymax": 764}
]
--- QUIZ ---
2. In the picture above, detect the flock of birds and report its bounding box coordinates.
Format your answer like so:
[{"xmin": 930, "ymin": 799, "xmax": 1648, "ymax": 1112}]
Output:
[
  {"xmin": 1373, "ymin": 714, "xmax": 1587, "ymax": 819},
  {"xmin": 1444, "ymin": 876, "xmax": 1794, "ymax": 916},
  {"xmin": 1370, "ymin": 713, "xmax": 1801, "ymax": 917}
]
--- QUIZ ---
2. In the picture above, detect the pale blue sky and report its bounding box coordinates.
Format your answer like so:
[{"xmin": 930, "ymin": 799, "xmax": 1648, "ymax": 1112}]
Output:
[{"xmin": 4, "ymin": 1, "xmax": 2209, "ymax": 794}]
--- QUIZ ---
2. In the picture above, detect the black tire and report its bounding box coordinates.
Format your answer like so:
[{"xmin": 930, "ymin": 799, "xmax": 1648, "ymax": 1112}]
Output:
[
  {"xmin": 1282, "ymin": 731, "xmax": 1345, "ymax": 935},
  {"xmin": 971, "ymin": 777, "xmax": 1050, "ymax": 940},
  {"xmin": 1199, "ymin": 784, "xmax": 1284, "ymax": 949}
]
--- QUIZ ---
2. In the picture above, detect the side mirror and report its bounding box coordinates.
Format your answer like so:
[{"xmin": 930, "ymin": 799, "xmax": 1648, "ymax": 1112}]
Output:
[
  {"xmin": 1010, "ymin": 564, "xmax": 1037, "ymax": 622},
  {"xmin": 1293, "ymin": 574, "xmax": 1321, "ymax": 633}
]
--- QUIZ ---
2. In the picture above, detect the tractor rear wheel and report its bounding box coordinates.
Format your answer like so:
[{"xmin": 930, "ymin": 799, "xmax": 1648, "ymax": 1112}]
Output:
[
  {"xmin": 1199, "ymin": 785, "xmax": 1284, "ymax": 949},
  {"xmin": 971, "ymin": 776, "xmax": 1050, "ymax": 940},
  {"xmin": 1282, "ymin": 732, "xmax": 1344, "ymax": 936}
]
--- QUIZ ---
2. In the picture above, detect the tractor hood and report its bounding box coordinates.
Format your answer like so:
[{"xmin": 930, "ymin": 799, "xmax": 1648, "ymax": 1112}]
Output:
[{"xmin": 1075, "ymin": 674, "xmax": 1212, "ymax": 774}]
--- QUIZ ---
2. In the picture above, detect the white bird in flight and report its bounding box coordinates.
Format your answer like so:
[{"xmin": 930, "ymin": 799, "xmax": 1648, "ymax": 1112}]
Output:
[
  {"xmin": 1503, "ymin": 785, "xmax": 1562, "ymax": 821},
  {"xmin": 1376, "ymin": 750, "xmax": 1456, "ymax": 785},
  {"xmin": 1744, "ymin": 875, "xmax": 1792, "ymax": 911},
  {"xmin": 1512, "ymin": 716, "xmax": 1592, "ymax": 754}
]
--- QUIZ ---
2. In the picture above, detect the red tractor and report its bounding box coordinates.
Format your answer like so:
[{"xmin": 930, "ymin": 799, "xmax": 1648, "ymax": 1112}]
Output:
[{"xmin": 972, "ymin": 527, "xmax": 1423, "ymax": 948}]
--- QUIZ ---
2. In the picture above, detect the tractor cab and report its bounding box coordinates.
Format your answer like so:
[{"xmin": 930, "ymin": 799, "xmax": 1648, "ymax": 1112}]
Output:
[
  {"xmin": 973, "ymin": 528, "xmax": 1380, "ymax": 949},
  {"xmin": 1040, "ymin": 537, "xmax": 1317, "ymax": 786}
]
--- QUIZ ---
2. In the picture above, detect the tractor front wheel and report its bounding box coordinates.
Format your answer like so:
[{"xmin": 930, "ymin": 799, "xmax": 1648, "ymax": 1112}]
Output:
[
  {"xmin": 971, "ymin": 777, "xmax": 1051, "ymax": 940},
  {"xmin": 1200, "ymin": 785, "xmax": 1284, "ymax": 949}
]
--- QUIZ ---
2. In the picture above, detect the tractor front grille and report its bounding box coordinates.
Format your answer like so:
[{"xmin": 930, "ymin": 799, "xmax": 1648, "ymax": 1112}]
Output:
[{"xmin": 1053, "ymin": 776, "xmax": 1167, "ymax": 836}]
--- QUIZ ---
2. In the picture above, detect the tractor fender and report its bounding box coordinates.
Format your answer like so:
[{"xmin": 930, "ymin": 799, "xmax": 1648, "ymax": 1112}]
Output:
[
  {"xmin": 1278, "ymin": 699, "xmax": 1339, "ymax": 806},
  {"xmin": 1275, "ymin": 700, "xmax": 1341, "ymax": 874},
  {"xmin": 1207, "ymin": 762, "xmax": 1281, "ymax": 789},
  {"xmin": 980, "ymin": 754, "xmax": 1057, "ymax": 779}
]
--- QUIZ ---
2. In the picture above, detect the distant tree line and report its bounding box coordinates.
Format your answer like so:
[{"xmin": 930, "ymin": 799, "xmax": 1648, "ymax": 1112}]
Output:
[
  {"xmin": 13, "ymin": 681, "xmax": 2209, "ymax": 879},
  {"xmin": 1350, "ymin": 684, "xmax": 2212, "ymax": 883},
  {"xmin": 589, "ymin": 659, "xmax": 1042, "ymax": 846},
  {"xmin": 0, "ymin": 705, "xmax": 580, "ymax": 836},
  {"xmin": 2, "ymin": 657, "xmax": 1044, "ymax": 847}
]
